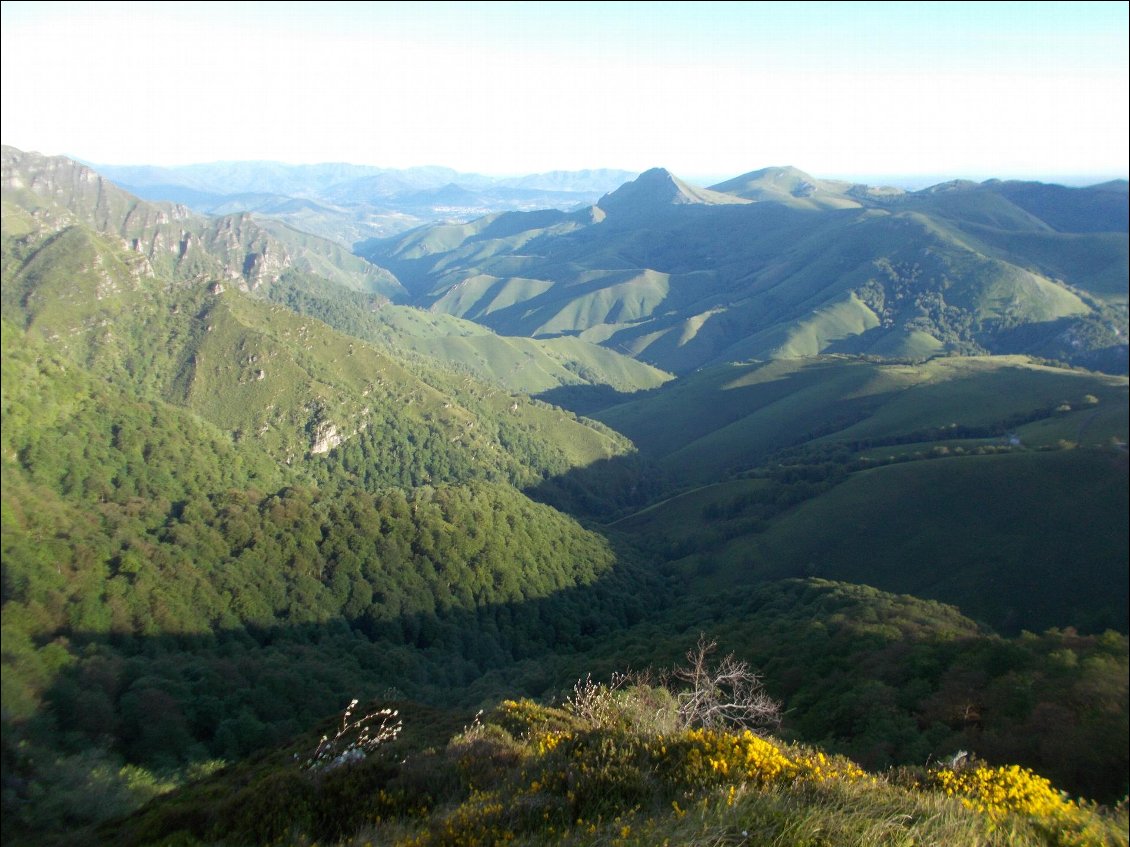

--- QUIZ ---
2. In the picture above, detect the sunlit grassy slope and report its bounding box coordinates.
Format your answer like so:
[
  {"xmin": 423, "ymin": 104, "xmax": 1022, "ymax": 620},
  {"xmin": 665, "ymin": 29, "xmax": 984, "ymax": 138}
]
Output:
[
  {"xmin": 595, "ymin": 355, "xmax": 1128, "ymax": 481},
  {"xmin": 2, "ymin": 232, "xmax": 634, "ymax": 482}
]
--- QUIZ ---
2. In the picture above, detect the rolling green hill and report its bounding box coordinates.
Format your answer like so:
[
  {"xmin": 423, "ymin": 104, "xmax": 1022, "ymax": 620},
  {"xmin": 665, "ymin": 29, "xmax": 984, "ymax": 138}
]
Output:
[
  {"xmin": 618, "ymin": 449, "xmax": 1128, "ymax": 634},
  {"xmin": 747, "ymin": 450, "xmax": 1128, "ymax": 632},
  {"xmin": 261, "ymin": 271, "xmax": 674, "ymax": 396},
  {"xmin": 594, "ymin": 355, "xmax": 1128, "ymax": 482},
  {"xmin": 590, "ymin": 355, "xmax": 1128, "ymax": 634}
]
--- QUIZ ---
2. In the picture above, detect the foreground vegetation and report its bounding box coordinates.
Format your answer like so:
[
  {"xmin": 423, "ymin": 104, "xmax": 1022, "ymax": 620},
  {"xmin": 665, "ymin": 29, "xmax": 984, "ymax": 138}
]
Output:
[{"xmin": 96, "ymin": 672, "xmax": 1128, "ymax": 847}]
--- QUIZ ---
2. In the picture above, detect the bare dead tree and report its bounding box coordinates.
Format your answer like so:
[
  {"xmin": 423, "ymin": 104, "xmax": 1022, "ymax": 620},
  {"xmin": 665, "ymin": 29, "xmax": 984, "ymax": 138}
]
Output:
[{"xmin": 674, "ymin": 634, "xmax": 781, "ymax": 734}]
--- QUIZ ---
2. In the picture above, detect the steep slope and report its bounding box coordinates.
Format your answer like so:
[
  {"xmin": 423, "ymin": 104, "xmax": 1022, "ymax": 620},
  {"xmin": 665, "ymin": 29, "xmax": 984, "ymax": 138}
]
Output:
[
  {"xmin": 267, "ymin": 274, "xmax": 674, "ymax": 396},
  {"xmin": 1, "ymin": 149, "xmax": 635, "ymax": 481},
  {"xmin": 0, "ymin": 155, "xmax": 652, "ymax": 841},
  {"xmin": 1, "ymin": 317, "xmax": 649, "ymax": 836},
  {"xmin": 2, "ymin": 145, "xmax": 403, "ymax": 297}
]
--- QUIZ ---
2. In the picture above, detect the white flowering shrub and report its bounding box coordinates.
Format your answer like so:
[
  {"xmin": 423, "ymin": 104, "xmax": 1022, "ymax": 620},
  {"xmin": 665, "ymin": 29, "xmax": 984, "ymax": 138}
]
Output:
[{"xmin": 303, "ymin": 699, "xmax": 402, "ymax": 772}]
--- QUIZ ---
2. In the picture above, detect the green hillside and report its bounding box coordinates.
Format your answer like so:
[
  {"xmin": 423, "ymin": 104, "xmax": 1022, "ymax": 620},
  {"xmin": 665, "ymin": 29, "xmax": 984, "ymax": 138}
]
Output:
[
  {"xmin": 751, "ymin": 450, "xmax": 1127, "ymax": 631},
  {"xmin": 590, "ymin": 355, "xmax": 1128, "ymax": 635},
  {"xmin": 1, "ymin": 223, "xmax": 634, "ymax": 486},
  {"xmin": 261, "ymin": 271, "xmax": 673, "ymax": 396},
  {"xmin": 1, "ymin": 314, "xmax": 657, "ymax": 840},
  {"xmin": 627, "ymin": 450, "xmax": 1128, "ymax": 634},
  {"xmin": 594, "ymin": 355, "xmax": 1128, "ymax": 483},
  {"xmin": 1, "ymin": 151, "xmax": 656, "ymax": 846}
]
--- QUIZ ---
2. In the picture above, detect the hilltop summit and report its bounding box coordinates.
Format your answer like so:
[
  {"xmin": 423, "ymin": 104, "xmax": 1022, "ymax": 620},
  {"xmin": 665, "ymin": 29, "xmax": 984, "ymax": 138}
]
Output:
[{"xmin": 598, "ymin": 167, "xmax": 750, "ymax": 215}]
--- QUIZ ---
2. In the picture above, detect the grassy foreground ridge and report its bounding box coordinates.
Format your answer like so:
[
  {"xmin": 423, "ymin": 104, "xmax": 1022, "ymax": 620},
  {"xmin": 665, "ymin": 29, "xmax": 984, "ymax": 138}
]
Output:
[{"xmin": 100, "ymin": 674, "xmax": 1128, "ymax": 847}]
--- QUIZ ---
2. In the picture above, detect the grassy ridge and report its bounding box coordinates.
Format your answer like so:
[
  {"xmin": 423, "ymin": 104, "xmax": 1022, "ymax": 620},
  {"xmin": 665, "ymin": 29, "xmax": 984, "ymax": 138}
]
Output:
[
  {"xmin": 263, "ymin": 272, "xmax": 673, "ymax": 396},
  {"xmin": 594, "ymin": 355, "xmax": 1127, "ymax": 482}
]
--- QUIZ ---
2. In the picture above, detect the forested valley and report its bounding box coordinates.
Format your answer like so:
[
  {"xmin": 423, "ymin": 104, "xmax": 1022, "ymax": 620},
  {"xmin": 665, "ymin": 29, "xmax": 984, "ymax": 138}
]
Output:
[{"xmin": 1, "ymin": 146, "xmax": 1126, "ymax": 846}]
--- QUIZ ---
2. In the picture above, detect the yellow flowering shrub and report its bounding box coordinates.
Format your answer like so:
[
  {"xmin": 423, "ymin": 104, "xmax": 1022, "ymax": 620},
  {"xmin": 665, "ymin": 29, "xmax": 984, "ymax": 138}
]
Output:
[
  {"xmin": 793, "ymin": 750, "xmax": 870, "ymax": 784},
  {"xmin": 654, "ymin": 729, "xmax": 870, "ymax": 794},
  {"xmin": 493, "ymin": 699, "xmax": 578, "ymax": 739},
  {"xmin": 398, "ymin": 790, "xmax": 515, "ymax": 847},
  {"xmin": 927, "ymin": 764, "xmax": 1125, "ymax": 847},
  {"xmin": 931, "ymin": 763, "xmax": 1076, "ymax": 820},
  {"xmin": 663, "ymin": 728, "xmax": 797, "ymax": 789},
  {"xmin": 384, "ymin": 691, "xmax": 1124, "ymax": 847},
  {"xmin": 534, "ymin": 729, "xmax": 572, "ymax": 755}
]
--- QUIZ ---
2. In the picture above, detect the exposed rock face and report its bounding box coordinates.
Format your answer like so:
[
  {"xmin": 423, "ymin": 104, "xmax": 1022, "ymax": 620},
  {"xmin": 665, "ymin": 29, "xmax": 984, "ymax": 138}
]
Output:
[
  {"xmin": 1, "ymin": 146, "xmax": 369, "ymax": 294},
  {"xmin": 1, "ymin": 145, "xmax": 193, "ymax": 237},
  {"xmin": 309, "ymin": 421, "xmax": 344, "ymax": 455}
]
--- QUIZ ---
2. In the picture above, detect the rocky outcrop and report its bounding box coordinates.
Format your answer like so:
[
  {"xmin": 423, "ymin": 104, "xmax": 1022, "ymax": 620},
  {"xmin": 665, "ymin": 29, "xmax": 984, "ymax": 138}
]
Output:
[
  {"xmin": 2, "ymin": 145, "xmax": 381, "ymax": 294},
  {"xmin": 309, "ymin": 421, "xmax": 344, "ymax": 455}
]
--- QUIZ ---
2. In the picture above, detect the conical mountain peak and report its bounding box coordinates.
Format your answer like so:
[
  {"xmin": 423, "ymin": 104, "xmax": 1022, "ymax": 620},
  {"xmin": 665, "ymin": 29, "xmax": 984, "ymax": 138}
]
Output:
[{"xmin": 598, "ymin": 167, "xmax": 749, "ymax": 214}]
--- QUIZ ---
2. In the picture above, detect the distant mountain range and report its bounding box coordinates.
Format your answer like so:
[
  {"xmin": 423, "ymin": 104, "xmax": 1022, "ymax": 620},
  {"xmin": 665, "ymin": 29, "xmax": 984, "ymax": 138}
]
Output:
[
  {"xmin": 88, "ymin": 159, "xmax": 639, "ymax": 244},
  {"xmin": 364, "ymin": 166, "xmax": 1128, "ymax": 374}
]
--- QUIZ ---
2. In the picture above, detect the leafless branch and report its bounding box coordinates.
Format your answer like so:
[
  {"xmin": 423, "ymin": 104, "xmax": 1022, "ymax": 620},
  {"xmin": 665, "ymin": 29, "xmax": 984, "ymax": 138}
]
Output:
[{"xmin": 674, "ymin": 634, "xmax": 781, "ymax": 734}]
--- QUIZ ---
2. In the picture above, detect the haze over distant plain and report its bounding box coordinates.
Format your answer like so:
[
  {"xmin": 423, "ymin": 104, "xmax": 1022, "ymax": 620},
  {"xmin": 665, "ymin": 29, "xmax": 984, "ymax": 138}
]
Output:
[{"xmin": 1, "ymin": 1, "xmax": 1126, "ymax": 185}]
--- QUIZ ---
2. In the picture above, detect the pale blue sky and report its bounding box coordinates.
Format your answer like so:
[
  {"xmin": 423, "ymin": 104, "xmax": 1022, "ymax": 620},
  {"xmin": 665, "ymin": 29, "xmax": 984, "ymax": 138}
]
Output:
[{"xmin": 2, "ymin": 1, "xmax": 1126, "ymax": 182}]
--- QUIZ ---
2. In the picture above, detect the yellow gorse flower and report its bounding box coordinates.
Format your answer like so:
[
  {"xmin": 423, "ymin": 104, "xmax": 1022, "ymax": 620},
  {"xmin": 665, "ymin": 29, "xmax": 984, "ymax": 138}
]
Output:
[{"xmin": 930, "ymin": 764, "xmax": 1077, "ymax": 821}]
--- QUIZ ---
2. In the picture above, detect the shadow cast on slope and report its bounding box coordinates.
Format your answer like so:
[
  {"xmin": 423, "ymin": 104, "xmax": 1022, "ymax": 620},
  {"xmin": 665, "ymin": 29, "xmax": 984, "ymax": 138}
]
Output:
[
  {"xmin": 10, "ymin": 555, "xmax": 671, "ymax": 767},
  {"xmin": 15, "ymin": 575, "xmax": 1129, "ymax": 847}
]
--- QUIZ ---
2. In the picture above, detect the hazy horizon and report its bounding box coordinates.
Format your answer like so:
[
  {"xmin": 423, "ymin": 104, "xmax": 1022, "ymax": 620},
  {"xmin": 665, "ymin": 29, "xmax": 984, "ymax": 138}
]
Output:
[
  {"xmin": 68, "ymin": 156, "xmax": 1130, "ymax": 191},
  {"xmin": 62, "ymin": 152, "xmax": 1130, "ymax": 191},
  {"xmin": 2, "ymin": 1, "xmax": 1127, "ymax": 182}
]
